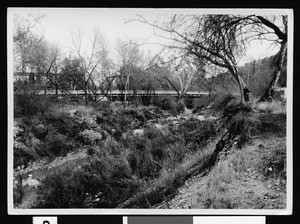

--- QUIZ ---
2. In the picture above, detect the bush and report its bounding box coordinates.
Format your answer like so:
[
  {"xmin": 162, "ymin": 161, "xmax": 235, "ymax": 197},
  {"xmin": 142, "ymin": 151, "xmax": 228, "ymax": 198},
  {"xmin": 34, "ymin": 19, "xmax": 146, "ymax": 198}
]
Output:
[
  {"xmin": 256, "ymin": 113, "xmax": 286, "ymax": 136},
  {"xmin": 184, "ymin": 97, "xmax": 195, "ymax": 109},
  {"xmin": 14, "ymin": 94, "xmax": 51, "ymax": 117},
  {"xmin": 228, "ymin": 112, "xmax": 260, "ymax": 147},
  {"xmin": 90, "ymin": 100, "xmax": 113, "ymax": 114},
  {"xmin": 40, "ymin": 132, "xmax": 73, "ymax": 158},
  {"xmin": 178, "ymin": 118, "xmax": 217, "ymax": 150},
  {"xmin": 44, "ymin": 111, "xmax": 88, "ymax": 138},
  {"xmin": 261, "ymin": 142, "xmax": 286, "ymax": 179},
  {"xmin": 35, "ymin": 170, "xmax": 87, "ymax": 208},
  {"xmin": 155, "ymin": 96, "xmax": 177, "ymax": 113},
  {"xmin": 35, "ymin": 154, "xmax": 140, "ymax": 208},
  {"xmin": 126, "ymin": 137, "xmax": 162, "ymax": 178},
  {"xmin": 14, "ymin": 142, "xmax": 37, "ymax": 168},
  {"xmin": 176, "ymin": 100, "xmax": 185, "ymax": 114}
]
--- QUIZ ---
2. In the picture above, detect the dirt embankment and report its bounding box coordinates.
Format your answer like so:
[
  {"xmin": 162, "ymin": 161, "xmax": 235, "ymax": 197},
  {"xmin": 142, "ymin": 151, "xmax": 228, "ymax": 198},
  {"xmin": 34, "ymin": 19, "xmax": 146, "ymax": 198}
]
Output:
[{"xmin": 155, "ymin": 113, "xmax": 287, "ymax": 209}]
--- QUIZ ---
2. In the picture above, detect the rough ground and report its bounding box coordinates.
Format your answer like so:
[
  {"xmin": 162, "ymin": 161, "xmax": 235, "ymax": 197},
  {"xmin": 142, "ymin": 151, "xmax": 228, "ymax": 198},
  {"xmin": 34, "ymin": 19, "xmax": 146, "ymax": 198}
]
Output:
[
  {"xmin": 13, "ymin": 99, "xmax": 287, "ymax": 209},
  {"xmin": 155, "ymin": 135, "xmax": 286, "ymax": 209}
]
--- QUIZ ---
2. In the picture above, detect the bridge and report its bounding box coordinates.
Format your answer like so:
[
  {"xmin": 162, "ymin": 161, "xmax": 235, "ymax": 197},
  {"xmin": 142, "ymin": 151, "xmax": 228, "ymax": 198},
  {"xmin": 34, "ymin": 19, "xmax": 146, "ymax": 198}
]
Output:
[
  {"xmin": 15, "ymin": 88, "xmax": 209, "ymax": 103},
  {"xmin": 33, "ymin": 90, "xmax": 209, "ymax": 97}
]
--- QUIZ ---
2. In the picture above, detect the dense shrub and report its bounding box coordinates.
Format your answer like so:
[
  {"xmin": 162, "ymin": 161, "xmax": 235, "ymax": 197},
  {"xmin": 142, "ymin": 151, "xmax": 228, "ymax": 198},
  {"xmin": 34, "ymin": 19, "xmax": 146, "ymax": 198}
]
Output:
[
  {"xmin": 14, "ymin": 94, "xmax": 51, "ymax": 117},
  {"xmin": 184, "ymin": 97, "xmax": 195, "ymax": 109},
  {"xmin": 178, "ymin": 118, "xmax": 217, "ymax": 150},
  {"xmin": 261, "ymin": 142, "xmax": 286, "ymax": 179},
  {"xmin": 176, "ymin": 100, "xmax": 186, "ymax": 114},
  {"xmin": 44, "ymin": 111, "xmax": 88, "ymax": 138},
  {"xmin": 256, "ymin": 113, "xmax": 286, "ymax": 136},
  {"xmin": 40, "ymin": 132, "xmax": 73, "ymax": 158},
  {"xmin": 228, "ymin": 112, "xmax": 260, "ymax": 147},
  {"xmin": 127, "ymin": 137, "xmax": 162, "ymax": 178},
  {"xmin": 211, "ymin": 93, "xmax": 237, "ymax": 114},
  {"xmin": 14, "ymin": 143, "xmax": 37, "ymax": 168},
  {"xmin": 35, "ymin": 170, "xmax": 87, "ymax": 208},
  {"xmin": 96, "ymin": 112, "xmax": 134, "ymax": 139},
  {"xmin": 125, "ymin": 126, "xmax": 184, "ymax": 179},
  {"xmin": 90, "ymin": 100, "xmax": 113, "ymax": 114},
  {"xmin": 35, "ymin": 155, "xmax": 140, "ymax": 208},
  {"xmin": 154, "ymin": 96, "xmax": 180, "ymax": 114}
]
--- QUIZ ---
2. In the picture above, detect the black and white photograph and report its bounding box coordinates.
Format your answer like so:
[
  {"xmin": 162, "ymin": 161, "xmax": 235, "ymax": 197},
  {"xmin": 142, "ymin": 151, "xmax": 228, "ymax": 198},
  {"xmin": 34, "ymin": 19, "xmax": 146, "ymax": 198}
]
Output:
[{"xmin": 7, "ymin": 8, "xmax": 293, "ymax": 214}]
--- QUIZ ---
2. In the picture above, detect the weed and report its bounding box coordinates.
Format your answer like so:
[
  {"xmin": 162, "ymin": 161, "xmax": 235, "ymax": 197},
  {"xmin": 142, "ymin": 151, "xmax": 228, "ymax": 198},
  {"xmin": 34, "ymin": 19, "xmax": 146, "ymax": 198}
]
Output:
[{"xmin": 228, "ymin": 112, "xmax": 260, "ymax": 147}]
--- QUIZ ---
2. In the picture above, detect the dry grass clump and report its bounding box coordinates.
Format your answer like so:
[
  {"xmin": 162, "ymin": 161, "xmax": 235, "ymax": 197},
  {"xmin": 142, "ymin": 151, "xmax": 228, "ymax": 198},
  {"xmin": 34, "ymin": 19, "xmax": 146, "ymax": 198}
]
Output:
[
  {"xmin": 197, "ymin": 161, "xmax": 239, "ymax": 209},
  {"xmin": 227, "ymin": 112, "xmax": 260, "ymax": 147},
  {"xmin": 252, "ymin": 100, "xmax": 285, "ymax": 114}
]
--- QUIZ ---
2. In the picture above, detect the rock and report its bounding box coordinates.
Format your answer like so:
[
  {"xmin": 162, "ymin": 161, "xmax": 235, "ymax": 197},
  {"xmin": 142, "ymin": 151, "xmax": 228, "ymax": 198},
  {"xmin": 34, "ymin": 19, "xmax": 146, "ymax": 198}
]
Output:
[
  {"xmin": 132, "ymin": 129, "xmax": 145, "ymax": 136},
  {"xmin": 154, "ymin": 123, "xmax": 169, "ymax": 136},
  {"xmin": 78, "ymin": 129, "xmax": 103, "ymax": 144},
  {"xmin": 194, "ymin": 115, "xmax": 206, "ymax": 121}
]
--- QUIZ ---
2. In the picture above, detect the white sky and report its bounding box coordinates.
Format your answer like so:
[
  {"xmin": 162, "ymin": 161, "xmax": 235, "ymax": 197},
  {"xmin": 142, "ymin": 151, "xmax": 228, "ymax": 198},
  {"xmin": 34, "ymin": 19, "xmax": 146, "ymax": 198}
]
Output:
[{"xmin": 9, "ymin": 8, "xmax": 285, "ymax": 66}]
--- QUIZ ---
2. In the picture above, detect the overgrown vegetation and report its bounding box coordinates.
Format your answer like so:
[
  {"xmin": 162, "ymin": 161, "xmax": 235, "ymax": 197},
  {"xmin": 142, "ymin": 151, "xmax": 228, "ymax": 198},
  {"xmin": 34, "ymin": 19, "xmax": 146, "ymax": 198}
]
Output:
[
  {"xmin": 13, "ymin": 12, "xmax": 288, "ymax": 210},
  {"xmin": 13, "ymin": 90, "xmax": 287, "ymax": 209}
]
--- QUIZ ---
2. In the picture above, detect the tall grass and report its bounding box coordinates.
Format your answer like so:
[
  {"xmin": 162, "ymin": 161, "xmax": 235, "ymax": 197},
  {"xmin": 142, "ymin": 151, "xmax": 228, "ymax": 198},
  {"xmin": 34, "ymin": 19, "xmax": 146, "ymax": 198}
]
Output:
[
  {"xmin": 253, "ymin": 100, "xmax": 285, "ymax": 114},
  {"xmin": 197, "ymin": 161, "xmax": 239, "ymax": 209}
]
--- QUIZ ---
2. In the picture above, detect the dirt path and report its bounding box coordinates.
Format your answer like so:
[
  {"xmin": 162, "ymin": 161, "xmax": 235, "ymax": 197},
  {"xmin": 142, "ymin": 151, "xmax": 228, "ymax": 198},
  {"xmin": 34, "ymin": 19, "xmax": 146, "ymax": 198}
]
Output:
[{"xmin": 156, "ymin": 135, "xmax": 286, "ymax": 209}]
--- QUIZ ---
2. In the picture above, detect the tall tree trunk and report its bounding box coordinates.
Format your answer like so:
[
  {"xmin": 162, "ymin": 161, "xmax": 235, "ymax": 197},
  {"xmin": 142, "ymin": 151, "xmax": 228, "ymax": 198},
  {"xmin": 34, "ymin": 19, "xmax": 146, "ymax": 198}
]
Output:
[
  {"xmin": 230, "ymin": 67, "xmax": 249, "ymax": 104},
  {"xmin": 259, "ymin": 42, "xmax": 287, "ymax": 102},
  {"xmin": 84, "ymin": 82, "xmax": 88, "ymax": 104},
  {"xmin": 55, "ymin": 83, "xmax": 58, "ymax": 100},
  {"xmin": 124, "ymin": 74, "xmax": 129, "ymax": 109}
]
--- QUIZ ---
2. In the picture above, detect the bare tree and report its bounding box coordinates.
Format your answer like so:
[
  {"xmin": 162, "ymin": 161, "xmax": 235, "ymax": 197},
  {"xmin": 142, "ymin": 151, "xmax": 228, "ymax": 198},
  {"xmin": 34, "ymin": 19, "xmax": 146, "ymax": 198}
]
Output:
[
  {"xmin": 29, "ymin": 39, "xmax": 67, "ymax": 97},
  {"xmin": 168, "ymin": 56, "xmax": 204, "ymax": 101},
  {"xmin": 115, "ymin": 38, "xmax": 144, "ymax": 107},
  {"xmin": 204, "ymin": 14, "xmax": 287, "ymax": 101},
  {"xmin": 132, "ymin": 14, "xmax": 251, "ymax": 103},
  {"xmin": 253, "ymin": 15, "xmax": 287, "ymax": 101},
  {"xmin": 70, "ymin": 28, "xmax": 108, "ymax": 102},
  {"xmin": 13, "ymin": 13, "xmax": 44, "ymax": 75}
]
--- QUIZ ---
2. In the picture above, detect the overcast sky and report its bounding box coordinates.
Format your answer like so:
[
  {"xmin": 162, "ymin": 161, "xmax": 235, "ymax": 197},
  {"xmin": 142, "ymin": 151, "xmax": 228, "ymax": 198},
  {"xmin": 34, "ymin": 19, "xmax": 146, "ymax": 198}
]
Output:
[{"xmin": 9, "ymin": 8, "xmax": 286, "ymax": 66}]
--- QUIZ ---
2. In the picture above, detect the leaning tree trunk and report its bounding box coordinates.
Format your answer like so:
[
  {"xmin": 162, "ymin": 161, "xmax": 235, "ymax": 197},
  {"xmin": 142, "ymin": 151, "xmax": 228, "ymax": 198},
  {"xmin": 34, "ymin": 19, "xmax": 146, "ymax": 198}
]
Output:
[
  {"xmin": 230, "ymin": 67, "xmax": 249, "ymax": 104},
  {"xmin": 259, "ymin": 42, "xmax": 287, "ymax": 102}
]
